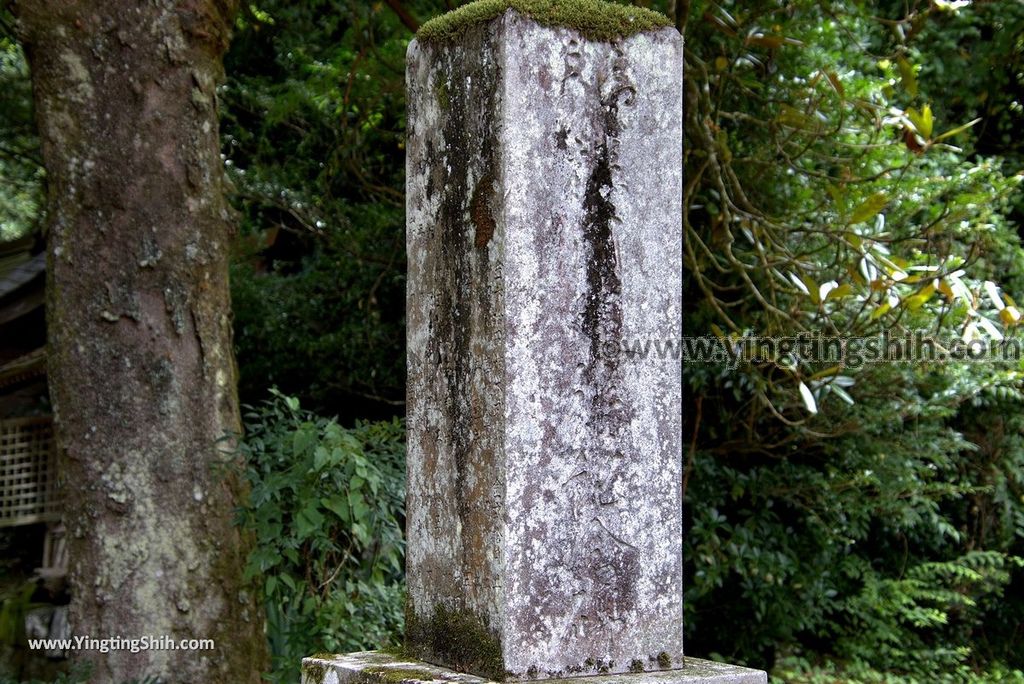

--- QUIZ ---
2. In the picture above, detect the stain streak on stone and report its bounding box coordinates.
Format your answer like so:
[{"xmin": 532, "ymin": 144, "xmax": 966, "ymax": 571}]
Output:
[
  {"xmin": 581, "ymin": 139, "xmax": 621, "ymax": 369},
  {"xmin": 573, "ymin": 84, "xmax": 640, "ymax": 639},
  {"xmin": 471, "ymin": 172, "xmax": 497, "ymax": 248}
]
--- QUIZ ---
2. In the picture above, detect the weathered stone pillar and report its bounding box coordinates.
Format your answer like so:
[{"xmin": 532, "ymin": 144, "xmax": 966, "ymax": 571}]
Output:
[
  {"xmin": 304, "ymin": 2, "xmax": 765, "ymax": 683},
  {"xmin": 403, "ymin": 4, "xmax": 683, "ymax": 680}
]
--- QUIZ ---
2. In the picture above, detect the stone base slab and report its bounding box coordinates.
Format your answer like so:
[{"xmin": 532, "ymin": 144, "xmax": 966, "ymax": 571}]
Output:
[{"xmin": 301, "ymin": 651, "xmax": 766, "ymax": 684}]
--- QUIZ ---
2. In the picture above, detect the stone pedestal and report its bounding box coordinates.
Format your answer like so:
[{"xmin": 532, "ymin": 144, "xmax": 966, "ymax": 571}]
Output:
[
  {"xmin": 303, "ymin": 2, "xmax": 766, "ymax": 683},
  {"xmin": 301, "ymin": 652, "xmax": 767, "ymax": 684}
]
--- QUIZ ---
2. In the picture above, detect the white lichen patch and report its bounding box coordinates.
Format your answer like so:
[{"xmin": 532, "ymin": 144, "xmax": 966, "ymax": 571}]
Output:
[
  {"xmin": 92, "ymin": 451, "xmax": 209, "ymax": 679},
  {"xmin": 60, "ymin": 50, "xmax": 94, "ymax": 103}
]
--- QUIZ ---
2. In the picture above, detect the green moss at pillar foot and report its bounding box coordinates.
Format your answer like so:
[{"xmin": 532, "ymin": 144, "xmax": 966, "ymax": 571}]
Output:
[
  {"xmin": 303, "ymin": 660, "xmax": 328, "ymax": 683},
  {"xmin": 405, "ymin": 601, "xmax": 506, "ymax": 681},
  {"xmin": 363, "ymin": 666, "xmax": 441, "ymax": 683},
  {"xmin": 416, "ymin": 0, "xmax": 672, "ymax": 44}
]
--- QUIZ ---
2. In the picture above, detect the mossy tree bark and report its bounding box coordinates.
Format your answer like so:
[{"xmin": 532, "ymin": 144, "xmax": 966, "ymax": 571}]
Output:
[{"xmin": 13, "ymin": 1, "xmax": 267, "ymax": 681}]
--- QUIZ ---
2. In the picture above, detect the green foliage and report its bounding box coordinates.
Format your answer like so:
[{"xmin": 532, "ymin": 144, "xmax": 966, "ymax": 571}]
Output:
[
  {"xmin": 0, "ymin": 583, "xmax": 35, "ymax": 648},
  {"xmin": 681, "ymin": 0, "xmax": 1024, "ymax": 677},
  {"xmin": 237, "ymin": 390, "xmax": 406, "ymax": 684},
  {"xmin": 223, "ymin": 1, "xmax": 411, "ymax": 416},
  {"xmin": 0, "ymin": 665, "xmax": 94, "ymax": 684},
  {"xmin": 416, "ymin": 0, "xmax": 670, "ymax": 43},
  {"xmin": 0, "ymin": 33, "xmax": 43, "ymax": 241},
  {"xmin": 912, "ymin": 0, "xmax": 1024, "ymax": 216},
  {"xmin": 774, "ymin": 655, "xmax": 1024, "ymax": 684}
]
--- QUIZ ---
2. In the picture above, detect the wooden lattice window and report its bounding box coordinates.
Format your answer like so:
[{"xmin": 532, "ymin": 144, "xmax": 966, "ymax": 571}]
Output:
[{"xmin": 0, "ymin": 416, "xmax": 59, "ymax": 527}]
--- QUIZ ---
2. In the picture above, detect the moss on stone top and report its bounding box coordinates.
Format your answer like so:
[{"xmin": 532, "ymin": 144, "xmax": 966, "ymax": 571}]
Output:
[
  {"xmin": 364, "ymin": 666, "xmax": 439, "ymax": 683},
  {"xmin": 417, "ymin": 0, "xmax": 672, "ymax": 43}
]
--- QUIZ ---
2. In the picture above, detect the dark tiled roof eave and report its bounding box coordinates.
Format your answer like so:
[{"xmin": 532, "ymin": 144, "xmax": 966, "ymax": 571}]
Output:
[
  {"xmin": 0, "ymin": 348, "xmax": 46, "ymax": 389},
  {"xmin": 0, "ymin": 251, "xmax": 45, "ymax": 301}
]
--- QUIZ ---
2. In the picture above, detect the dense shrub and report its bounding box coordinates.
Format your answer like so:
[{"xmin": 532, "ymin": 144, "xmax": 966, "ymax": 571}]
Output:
[{"xmin": 236, "ymin": 391, "xmax": 406, "ymax": 683}]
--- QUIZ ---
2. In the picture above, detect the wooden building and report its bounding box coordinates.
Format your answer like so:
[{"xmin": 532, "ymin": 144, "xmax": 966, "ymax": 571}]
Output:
[{"xmin": 0, "ymin": 235, "xmax": 63, "ymax": 572}]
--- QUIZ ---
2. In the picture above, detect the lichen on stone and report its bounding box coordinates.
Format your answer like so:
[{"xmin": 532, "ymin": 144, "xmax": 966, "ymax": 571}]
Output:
[{"xmin": 416, "ymin": 0, "xmax": 672, "ymax": 44}]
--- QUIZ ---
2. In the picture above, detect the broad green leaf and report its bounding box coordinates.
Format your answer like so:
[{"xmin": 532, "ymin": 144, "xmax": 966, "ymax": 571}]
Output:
[
  {"xmin": 322, "ymin": 496, "xmax": 350, "ymax": 522},
  {"xmin": 999, "ymin": 307, "xmax": 1021, "ymax": 326},
  {"xmin": 907, "ymin": 105, "xmax": 934, "ymax": 138},
  {"xmin": 870, "ymin": 301, "xmax": 892, "ymax": 320},
  {"xmin": 849, "ymin": 192, "xmax": 888, "ymax": 224},
  {"xmin": 777, "ymin": 104, "xmax": 818, "ymax": 131},
  {"xmin": 803, "ymin": 275, "xmax": 822, "ymax": 304},
  {"xmin": 295, "ymin": 504, "xmax": 325, "ymax": 540},
  {"xmin": 810, "ymin": 365, "xmax": 842, "ymax": 380},
  {"xmin": 827, "ymin": 184, "xmax": 847, "ymax": 216},
  {"xmin": 897, "ymin": 57, "xmax": 918, "ymax": 97},
  {"xmin": 826, "ymin": 283, "xmax": 854, "ymax": 300},
  {"xmin": 349, "ymin": 491, "xmax": 369, "ymax": 520},
  {"xmin": 292, "ymin": 425, "xmax": 316, "ymax": 456},
  {"xmin": 313, "ymin": 446, "xmax": 330, "ymax": 470}
]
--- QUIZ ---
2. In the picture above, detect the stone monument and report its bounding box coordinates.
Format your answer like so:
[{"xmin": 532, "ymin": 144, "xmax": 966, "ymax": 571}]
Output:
[{"xmin": 303, "ymin": 2, "xmax": 767, "ymax": 683}]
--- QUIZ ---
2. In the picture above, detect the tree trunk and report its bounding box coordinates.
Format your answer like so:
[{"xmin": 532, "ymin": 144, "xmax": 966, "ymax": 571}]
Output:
[{"xmin": 13, "ymin": 1, "xmax": 267, "ymax": 681}]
